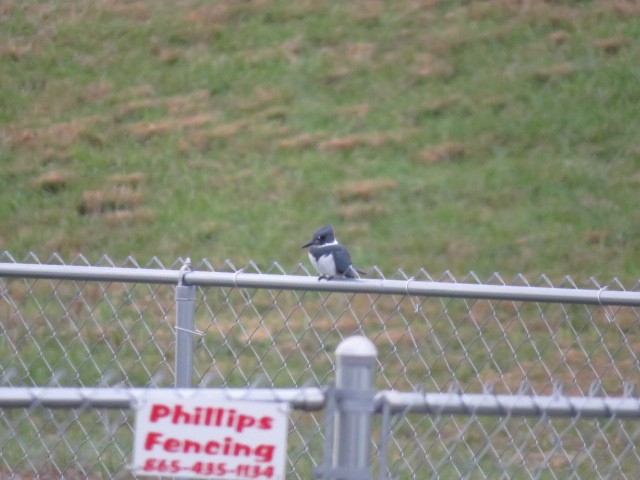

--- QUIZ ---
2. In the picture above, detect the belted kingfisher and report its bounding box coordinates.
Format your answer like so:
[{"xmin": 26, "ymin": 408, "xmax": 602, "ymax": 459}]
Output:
[{"xmin": 302, "ymin": 225, "xmax": 365, "ymax": 280}]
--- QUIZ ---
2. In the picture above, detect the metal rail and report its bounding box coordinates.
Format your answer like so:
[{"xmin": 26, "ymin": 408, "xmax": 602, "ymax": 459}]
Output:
[
  {"xmin": 1, "ymin": 262, "xmax": 640, "ymax": 306},
  {"xmin": 0, "ymin": 387, "xmax": 326, "ymax": 411},
  {"xmin": 378, "ymin": 390, "xmax": 640, "ymax": 418},
  {"xmin": 3, "ymin": 386, "xmax": 639, "ymax": 419}
]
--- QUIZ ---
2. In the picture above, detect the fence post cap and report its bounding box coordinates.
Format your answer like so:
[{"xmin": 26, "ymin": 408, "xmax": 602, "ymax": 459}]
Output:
[{"xmin": 336, "ymin": 336, "xmax": 377, "ymax": 358}]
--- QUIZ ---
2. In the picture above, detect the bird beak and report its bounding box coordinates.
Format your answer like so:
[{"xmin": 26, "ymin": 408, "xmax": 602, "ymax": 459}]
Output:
[{"xmin": 301, "ymin": 240, "xmax": 313, "ymax": 249}]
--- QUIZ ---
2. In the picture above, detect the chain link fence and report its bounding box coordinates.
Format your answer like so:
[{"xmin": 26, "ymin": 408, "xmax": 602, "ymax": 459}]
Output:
[{"xmin": 1, "ymin": 252, "xmax": 640, "ymax": 478}]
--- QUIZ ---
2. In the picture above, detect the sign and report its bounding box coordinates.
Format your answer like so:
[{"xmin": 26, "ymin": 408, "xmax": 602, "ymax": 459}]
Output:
[{"xmin": 132, "ymin": 392, "xmax": 289, "ymax": 479}]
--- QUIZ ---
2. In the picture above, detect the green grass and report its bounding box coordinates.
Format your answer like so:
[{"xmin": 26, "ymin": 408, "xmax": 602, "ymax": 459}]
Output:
[
  {"xmin": 1, "ymin": 0, "xmax": 640, "ymax": 282},
  {"xmin": 2, "ymin": 1, "xmax": 640, "ymax": 478}
]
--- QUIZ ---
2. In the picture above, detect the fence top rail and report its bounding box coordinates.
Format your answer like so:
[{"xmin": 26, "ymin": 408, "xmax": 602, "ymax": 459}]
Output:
[
  {"xmin": 1, "ymin": 262, "xmax": 640, "ymax": 306},
  {"xmin": 377, "ymin": 390, "xmax": 640, "ymax": 419},
  {"xmin": 0, "ymin": 262, "xmax": 180, "ymax": 284},
  {"xmin": 0, "ymin": 387, "xmax": 326, "ymax": 411}
]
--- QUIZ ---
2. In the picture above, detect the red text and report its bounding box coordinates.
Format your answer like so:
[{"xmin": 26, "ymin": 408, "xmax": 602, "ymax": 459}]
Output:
[
  {"xmin": 149, "ymin": 403, "xmax": 273, "ymax": 433},
  {"xmin": 144, "ymin": 432, "xmax": 275, "ymax": 463}
]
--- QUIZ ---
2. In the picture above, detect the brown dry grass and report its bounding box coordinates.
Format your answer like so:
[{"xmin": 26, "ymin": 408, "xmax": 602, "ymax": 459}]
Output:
[
  {"xmin": 111, "ymin": 84, "xmax": 155, "ymax": 103},
  {"xmin": 319, "ymin": 132, "xmax": 404, "ymax": 151},
  {"xmin": 1, "ymin": 43, "xmax": 32, "ymax": 61},
  {"xmin": 99, "ymin": 0, "xmax": 152, "ymax": 20},
  {"xmin": 238, "ymin": 87, "xmax": 286, "ymax": 111},
  {"xmin": 418, "ymin": 142, "xmax": 468, "ymax": 164},
  {"xmin": 4, "ymin": 117, "xmax": 99, "ymax": 150},
  {"xmin": 115, "ymin": 89, "xmax": 210, "ymax": 118},
  {"xmin": 604, "ymin": 0, "xmax": 640, "ymax": 17},
  {"xmin": 547, "ymin": 30, "xmax": 571, "ymax": 45},
  {"xmin": 277, "ymin": 133, "xmax": 318, "ymax": 150},
  {"xmin": 78, "ymin": 188, "xmax": 144, "ymax": 215},
  {"xmin": 411, "ymin": 52, "xmax": 456, "ymax": 79},
  {"xmin": 334, "ymin": 178, "xmax": 397, "ymax": 202},
  {"xmin": 338, "ymin": 203, "xmax": 387, "ymax": 220},
  {"xmin": 530, "ymin": 62, "xmax": 577, "ymax": 82},
  {"xmin": 593, "ymin": 37, "xmax": 630, "ymax": 54},
  {"xmin": 78, "ymin": 173, "xmax": 148, "ymax": 220},
  {"xmin": 31, "ymin": 170, "xmax": 73, "ymax": 193},
  {"xmin": 81, "ymin": 81, "xmax": 113, "ymax": 103},
  {"xmin": 421, "ymin": 96, "xmax": 465, "ymax": 115},
  {"xmin": 108, "ymin": 172, "xmax": 146, "ymax": 187},
  {"xmin": 126, "ymin": 113, "xmax": 218, "ymax": 140}
]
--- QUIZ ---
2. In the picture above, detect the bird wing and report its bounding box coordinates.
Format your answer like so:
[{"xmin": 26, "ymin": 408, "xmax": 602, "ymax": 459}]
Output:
[{"xmin": 332, "ymin": 245, "xmax": 356, "ymax": 277}]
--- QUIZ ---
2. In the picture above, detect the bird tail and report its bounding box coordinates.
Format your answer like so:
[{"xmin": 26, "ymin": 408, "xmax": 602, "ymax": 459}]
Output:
[{"xmin": 346, "ymin": 266, "xmax": 369, "ymax": 278}]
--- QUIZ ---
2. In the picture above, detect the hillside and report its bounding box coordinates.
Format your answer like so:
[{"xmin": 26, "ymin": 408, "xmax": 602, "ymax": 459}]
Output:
[{"xmin": 2, "ymin": 0, "xmax": 640, "ymax": 282}]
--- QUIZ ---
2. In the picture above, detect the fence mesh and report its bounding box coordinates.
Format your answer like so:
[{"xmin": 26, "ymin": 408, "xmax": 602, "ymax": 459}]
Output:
[{"xmin": 1, "ymin": 252, "xmax": 640, "ymax": 478}]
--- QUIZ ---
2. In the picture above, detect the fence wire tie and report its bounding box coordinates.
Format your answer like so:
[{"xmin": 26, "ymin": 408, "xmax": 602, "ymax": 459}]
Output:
[
  {"xmin": 175, "ymin": 388, "xmax": 200, "ymax": 401},
  {"xmin": 588, "ymin": 380, "xmax": 602, "ymax": 397},
  {"xmin": 178, "ymin": 257, "xmax": 192, "ymax": 286},
  {"xmin": 623, "ymin": 382, "xmax": 635, "ymax": 398},
  {"xmin": 233, "ymin": 268, "xmax": 252, "ymax": 305},
  {"xmin": 248, "ymin": 375, "xmax": 269, "ymax": 392},
  {"xmin": 405, "ymin": 277, "xmax": 421, "ymax": 313},
  {"xmin": 597, "ymin": 286, "xmax": 615, "ymax": 323},
  {"xmin": 0, "ymin": 367, "xmax": 18, "ymax": 386},
  {"xmin": 175, "ymin": 325, "xmax": 204, "ymax": 336}
]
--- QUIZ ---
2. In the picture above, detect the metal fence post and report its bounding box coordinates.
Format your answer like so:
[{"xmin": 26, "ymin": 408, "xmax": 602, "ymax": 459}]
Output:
[
  {"xmin": 333, "ymin": 336, "xmax": 377, "ymax": 480},
  {"xmin": 174, "ymin": 264, "xmax": 196, "ymax": 388}
]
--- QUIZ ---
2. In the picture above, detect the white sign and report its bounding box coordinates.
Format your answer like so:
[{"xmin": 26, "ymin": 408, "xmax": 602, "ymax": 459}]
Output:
[{"xmin": 132, "ymin": 392, "xmax": 289, "ymax": 479}]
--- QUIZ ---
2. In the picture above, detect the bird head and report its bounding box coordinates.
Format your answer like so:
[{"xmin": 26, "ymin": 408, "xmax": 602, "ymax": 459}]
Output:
[{"xmin": 302, "ymin": 225, "xmax": 336, "ymax": 248}]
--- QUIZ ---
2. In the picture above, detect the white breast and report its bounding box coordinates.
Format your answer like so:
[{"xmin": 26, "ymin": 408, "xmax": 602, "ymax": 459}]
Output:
[{"xmin": 309, "ymin": 252, "xmax": 336, "ymax": 277}]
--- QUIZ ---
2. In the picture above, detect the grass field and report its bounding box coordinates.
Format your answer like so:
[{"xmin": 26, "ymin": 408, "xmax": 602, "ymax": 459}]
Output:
[
  {"xmin": 2, "ymin": 0, "xmax": 640, "ymax": 282},
  {"xmin": 2, "ymin": 2, "xmax": 640, "ymax": 477}
]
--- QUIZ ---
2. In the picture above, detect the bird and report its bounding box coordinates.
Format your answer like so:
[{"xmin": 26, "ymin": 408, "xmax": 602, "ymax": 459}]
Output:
[{"xmin": 302, "ymin": 225, "xmax": 365, "ymax": 280}]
